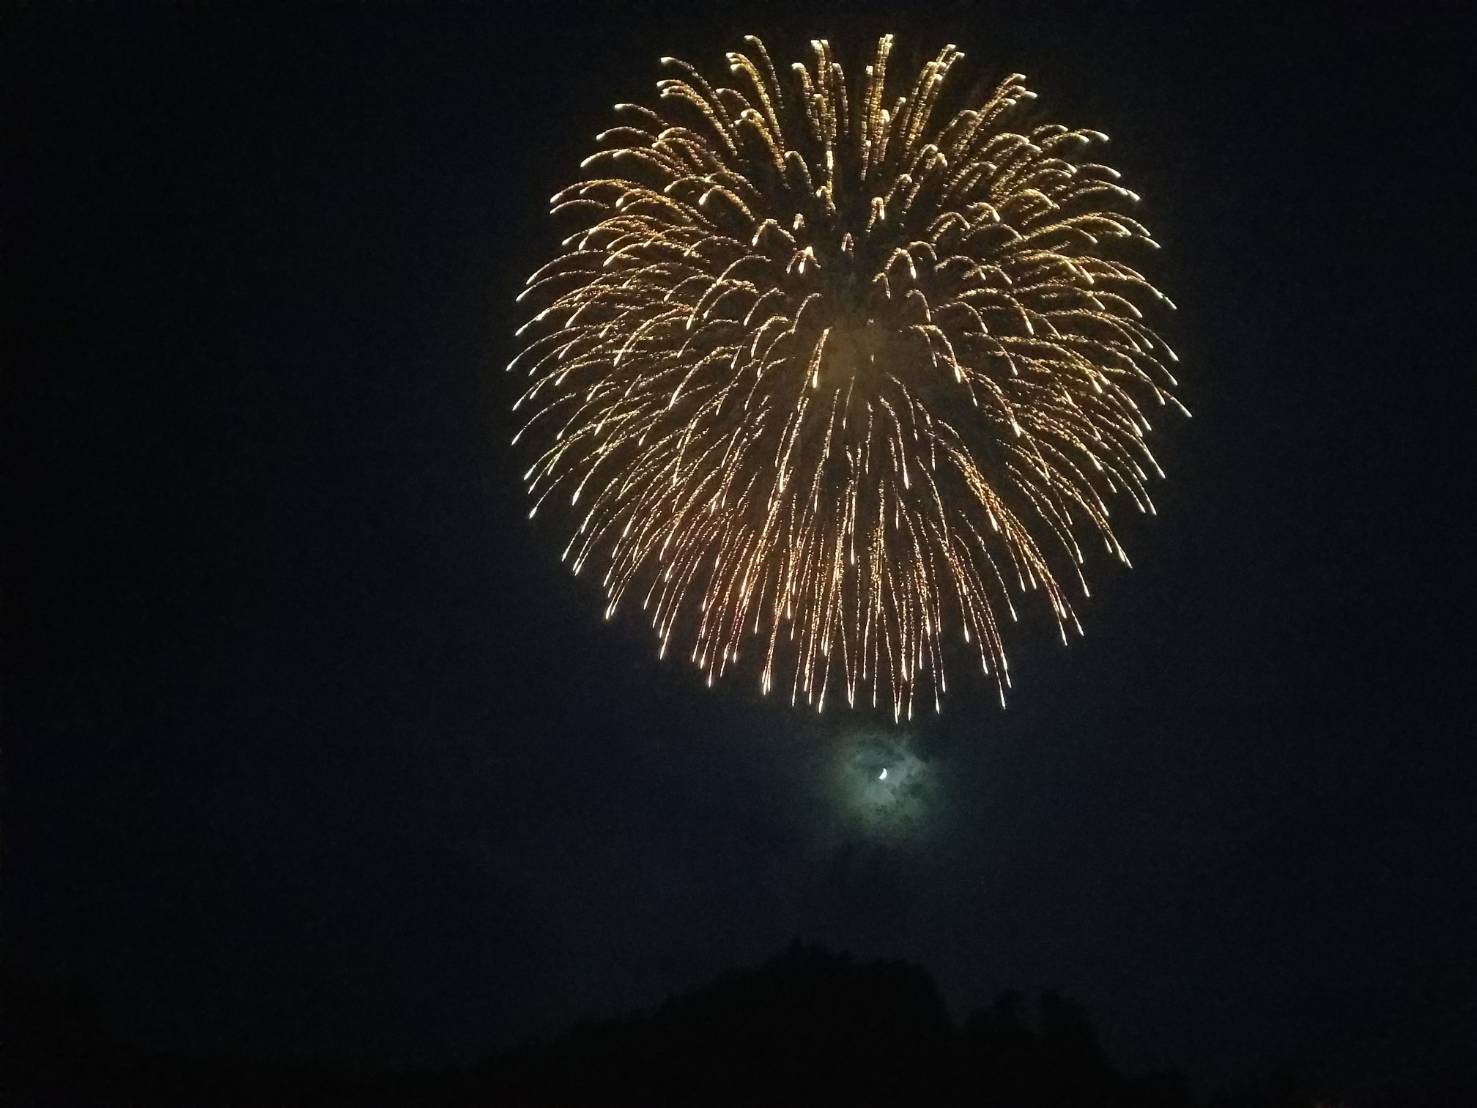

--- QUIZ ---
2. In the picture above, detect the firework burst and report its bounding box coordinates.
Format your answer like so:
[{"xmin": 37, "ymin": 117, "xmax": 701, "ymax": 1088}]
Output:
[{"xmin": 512, "ymin": 35, "xmax": 1185, "ymax": 720}]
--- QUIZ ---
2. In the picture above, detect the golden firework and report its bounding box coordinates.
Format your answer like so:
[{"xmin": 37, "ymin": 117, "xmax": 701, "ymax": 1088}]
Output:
[{"xmin": 512, "ymin": 35, "xmax": 1185, "ymax": 720}]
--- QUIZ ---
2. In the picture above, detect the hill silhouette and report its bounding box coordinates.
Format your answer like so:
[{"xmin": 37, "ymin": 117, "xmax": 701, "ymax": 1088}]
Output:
[{"xmin": 7, "ymin": 944, "xmax": 1475, "ymax": 1105}]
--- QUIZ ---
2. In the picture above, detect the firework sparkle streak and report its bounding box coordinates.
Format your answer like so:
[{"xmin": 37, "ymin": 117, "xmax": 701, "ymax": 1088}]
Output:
[{"xmin": 512, "ymin": 35, "xmax": 1186, "ymax": 720}]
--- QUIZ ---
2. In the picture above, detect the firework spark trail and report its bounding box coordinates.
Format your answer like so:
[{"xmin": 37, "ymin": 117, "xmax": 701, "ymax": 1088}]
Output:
[{"xmin": 513, "ymin": 35, "xmax": 1185, "ymax": 720}]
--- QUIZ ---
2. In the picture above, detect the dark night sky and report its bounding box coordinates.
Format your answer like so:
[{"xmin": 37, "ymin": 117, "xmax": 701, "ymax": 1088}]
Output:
[{"xmin": 6, "ymin": 0, "xmax": 1472, "ymax": 1092}]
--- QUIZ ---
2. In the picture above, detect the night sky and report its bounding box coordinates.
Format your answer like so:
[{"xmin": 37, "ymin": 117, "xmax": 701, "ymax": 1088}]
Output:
[{"xmin": 7, "ymin": 0, "xmax": 1472, "ymax": 1094}]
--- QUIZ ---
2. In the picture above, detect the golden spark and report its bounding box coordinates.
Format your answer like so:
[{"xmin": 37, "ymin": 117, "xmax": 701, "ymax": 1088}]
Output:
[{"xmin": 513, "ymin": 35, "xmax": 1185, "ymax": 720}]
